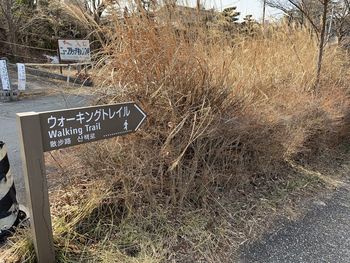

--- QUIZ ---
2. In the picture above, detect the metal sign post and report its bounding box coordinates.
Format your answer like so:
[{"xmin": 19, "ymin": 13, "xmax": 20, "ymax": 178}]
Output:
[{"xmin": 17, "ymin": 103, "xmax": 147, "ymax": 263}]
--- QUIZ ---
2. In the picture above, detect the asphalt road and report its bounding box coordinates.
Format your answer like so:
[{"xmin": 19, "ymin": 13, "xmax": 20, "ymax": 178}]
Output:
[
  {"xmin": 240, "ymin": 181, "xmax": 350, "ymax": 263},
  {"xmin": 0, "ymin": 95, "xmax": 89, "ymax": 204},
  {"xmin": 1, "ymin": 70, "xmax": 89, "ymax": 204}
]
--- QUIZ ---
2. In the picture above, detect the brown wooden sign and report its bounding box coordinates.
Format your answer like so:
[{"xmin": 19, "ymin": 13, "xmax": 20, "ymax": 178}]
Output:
[
  {"xmin": 39, "ymin": 103, "xmax": 147, "ymax": 152},
  {"xmin": 16, "ymin": 102, "xmax": 147, "ymax": 263}
]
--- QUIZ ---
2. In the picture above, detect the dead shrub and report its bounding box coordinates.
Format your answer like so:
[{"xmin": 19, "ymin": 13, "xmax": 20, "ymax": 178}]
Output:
[{"xmin": 71, "ymin": 10, "xmax": 350, "ymax": 213}]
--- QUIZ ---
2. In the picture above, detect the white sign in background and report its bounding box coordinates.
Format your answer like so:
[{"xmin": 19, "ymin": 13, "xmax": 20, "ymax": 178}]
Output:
[
  {"xmin": 58, "ymin": 40, "xmax": 91, "ymax": 62},
  {"xmin": 0, "ymin": 60, "xmax": 11, "ymax": 91},
  {"xmin": 17, "ymin": 63, "xmax": 26, "ymax": 91}
]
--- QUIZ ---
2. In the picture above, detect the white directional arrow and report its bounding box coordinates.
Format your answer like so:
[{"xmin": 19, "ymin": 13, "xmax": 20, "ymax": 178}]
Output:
[{"xmin": 134, "ymin": 104, "xmax": 147, "ymax": 131}]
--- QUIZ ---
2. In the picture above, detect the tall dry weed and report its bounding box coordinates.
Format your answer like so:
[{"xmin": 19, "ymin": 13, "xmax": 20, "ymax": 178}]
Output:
[{"xmin": 67, "ymin": 8, "xmax": 350, "ymax": 211}]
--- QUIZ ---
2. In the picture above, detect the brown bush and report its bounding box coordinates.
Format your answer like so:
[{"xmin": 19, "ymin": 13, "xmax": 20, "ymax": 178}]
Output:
[{"xmin": 72, "ymin": 11, "xmax": 350, "ymax": 211}]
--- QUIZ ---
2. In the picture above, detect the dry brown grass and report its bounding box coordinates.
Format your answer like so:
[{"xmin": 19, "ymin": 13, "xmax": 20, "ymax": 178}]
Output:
[
  {"xmin": 2, "ymin": 4, "xmax": 350, "ymax": 263},
  {"xmin": 85, "ymin": 10, "xmax": 349, "ymax": 206}
]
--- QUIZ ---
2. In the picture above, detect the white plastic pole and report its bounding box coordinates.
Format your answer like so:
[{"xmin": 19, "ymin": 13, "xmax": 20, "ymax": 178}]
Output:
[
  {"xmin": 0, "ymin": 60, "xmax": 11, "ymax": 91},
  {"xmin": 17, "ymin": 63, "xmax": 26, "ymax": 91}
]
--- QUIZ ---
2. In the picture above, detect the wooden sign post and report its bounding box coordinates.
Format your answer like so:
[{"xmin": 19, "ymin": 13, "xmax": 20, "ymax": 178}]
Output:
[{"xmin": 17, "ymin": 103, "xmax": 147, "ymax": 263}]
